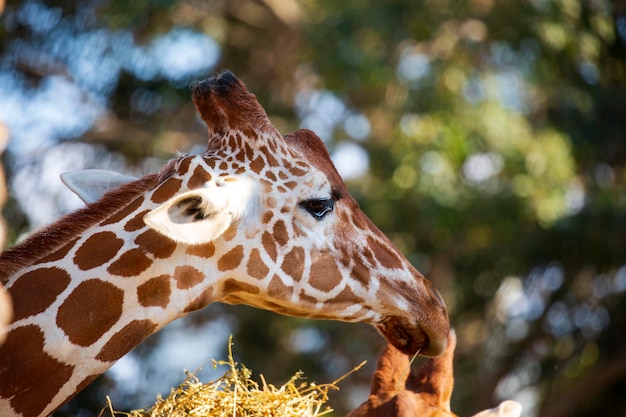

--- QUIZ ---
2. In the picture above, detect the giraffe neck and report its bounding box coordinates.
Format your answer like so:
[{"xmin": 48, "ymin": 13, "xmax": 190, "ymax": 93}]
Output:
[{"xmin": 0, "ymin": 164, "xmax": 222, "ymax": 417}]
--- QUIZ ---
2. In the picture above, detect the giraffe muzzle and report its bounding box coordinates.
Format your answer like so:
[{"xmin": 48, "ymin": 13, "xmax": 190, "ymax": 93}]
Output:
[{"xmin": 377, "ymin": 315, "xmax": 448, "ymax": 357}]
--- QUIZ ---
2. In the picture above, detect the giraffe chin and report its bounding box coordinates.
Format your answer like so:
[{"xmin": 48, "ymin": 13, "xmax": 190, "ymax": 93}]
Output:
[{"xmin": 377, "ymin": 316, "xmax": 447, "ymax": 357}]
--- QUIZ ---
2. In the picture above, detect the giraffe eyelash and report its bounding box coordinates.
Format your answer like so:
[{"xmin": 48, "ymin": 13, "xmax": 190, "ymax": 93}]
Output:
[{"xmin": 299, "ymin": 198, "xmax": 335, "ymax": 220}]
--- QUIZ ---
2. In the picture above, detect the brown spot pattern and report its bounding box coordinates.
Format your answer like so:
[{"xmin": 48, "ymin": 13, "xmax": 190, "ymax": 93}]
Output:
[
  {"xmin": 135, "ymin": 229, "xmax": 177, "ymax": 258},
  {"xmin": 124, "ymin": 209, "xmax": 150, "ymax": 232},
  {"xmin": 183, "ymin": 287, "xmax": 214, "ymax": 313},
  {"xmin": 173, "ymin": 265, "xmax": 204, "ymax": 289},
  {"xmin": 262, "ymin": 232, "xmax": 277, "ymax": 262},
  {"xmin": 107, "ymin": 248, "xmax": 153, "ymax": 277},
  {"xmin": 289, "ymin": 166, "xmax": 307, "ymax": 177},
  {"xmin": 351, "ymin": 256, "xmax": 372, "ymax": 288},
  {"xmin": 273, "ymin": 220, "xmax": 289, "ymax": 246},
  {"xmin": 246, "ymin": 248, "xmax": 269, "ymax": 280},
  {"xmin": 266, "ymin": 171, "xmax": 277, "ymax": 182},
  {"xmin": 177, "ymin": 156, "xmax": 193, "ymax": 175},
  {"xmin": 298, "ymin": 290, "xmax": 318, "ymax": 307},
  {"xmin": 363, "ymin": 247, "xmax": 377, "ymax": 266},
  {"xmin": 265, "ymin": 149, "xmax": 279, "ymax": 167},
  {"xmin": 151, "ymin": 178, "xmax": 183, "ymax": 204},
  {"xmin": 56, "ymin": 279, "xmax": 124, "ymax": 346},
  {"xmin": 228, "ymin": 134, "xmax": 238, "ymax": 150},
  {"xmin": 352, "ymin": 211, "xmax": 369, "ymax": 231},
  {"xmin": 188, "ymin": 165, "xmax": 211, "ymax": 189},
  {"xmin": 326, "ymin": 286, "xmax": 359, "ymax": 311},
  {"xmin": 186, "ymin": 242, "xmax": 216, "ymax": 258},
  {"xmin": 74, "ymin": 231, "xmax": 124, "ymax": 271},
  {"xmin": 338, "ymin": 250, "xmax": 351, "ymax": 269},
  {"xmin": 308, "ymin": 254, "xmax": 343, "ymax": 292},
  {"xmin": 268, "ymin": 274, "xmax": 293, "ymax": 299},
  {"xmin": 243, "ymin": 142, "xmax": 254, "ymax": 161},
  {"xmin": 266, "ymin": 196, "xmax": 278, "ymax": 208},
  {"xmin": 243, "ymin": 126, "xmax": 258, "ymax": 141},
  {"xmin": 249, "ymin": 156, "xmax": 264, "ymax": 174},
  {"xmin": 262, "ymin": 211, "xmax": 273, "ymax": 224},
  {"xmin": 281, "ymin": 246, "xmax": 305, "ymax": 282},
  {"xmin": 222, "ymin": 278, "xmax": 260, "ymax": 295},
  {"xmin": 137, "ymin": 275, "xmax": 171, "ymax": 308},
  {"xmin": 217, "ymin": 245, "xmax": 244, "ymax": 272},
  {"xmin": 0, "ymin": 325, "xmax": 74, "ymax": 417},
  {"xmin": 101, "ymin": 197, "xmax": 144, "ymax": 226},
  {"xmin": 222, "ymin": 225, "xmax": 238, "ymax": 241},
  {"xmin": 367, "ymin": 236, "xmax": 404, "ymax": 269},
  {"xmin": 96, "ymin": 319, "xmax": 157, "ymax": 362},
  {"xmin": 9, "ymin": 267, "xmax": 71, "ymax": 321}
]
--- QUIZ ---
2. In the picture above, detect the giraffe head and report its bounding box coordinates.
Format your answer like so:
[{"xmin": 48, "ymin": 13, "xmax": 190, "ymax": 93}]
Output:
[{"xmin": 68, "ymin": 71, "xmax": 449, "ymax": 357}]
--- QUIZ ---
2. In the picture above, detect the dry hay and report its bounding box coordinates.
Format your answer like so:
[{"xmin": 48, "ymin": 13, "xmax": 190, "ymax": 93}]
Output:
[{"xmin": 105, "ymin": 337, "xmax": 365, "ymax": 417}]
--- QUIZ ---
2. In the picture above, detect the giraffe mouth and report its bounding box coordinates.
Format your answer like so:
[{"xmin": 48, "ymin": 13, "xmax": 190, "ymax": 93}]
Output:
[{"xmin": 376, "ymin": 316, "xmax": 447, "ymax": 357}]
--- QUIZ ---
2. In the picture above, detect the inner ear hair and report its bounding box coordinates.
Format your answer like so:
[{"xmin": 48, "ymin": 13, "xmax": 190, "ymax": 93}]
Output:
[{"xmin": 175, "ymin": 196, "xmax": 205, "ymax": 220}]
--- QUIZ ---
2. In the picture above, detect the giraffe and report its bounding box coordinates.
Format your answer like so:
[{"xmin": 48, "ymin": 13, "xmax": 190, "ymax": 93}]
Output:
[
  {"xmin": 0, "ymin": 71, "xmax": 449, "ymax": 417},
  {"xmin": 346, "ymin": 330, "xmax": 522, "ymax": 417}
]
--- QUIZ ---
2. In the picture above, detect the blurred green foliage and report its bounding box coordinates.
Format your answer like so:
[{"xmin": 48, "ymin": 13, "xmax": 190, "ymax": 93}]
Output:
[{"xmin": 1, "ymin": 0, "xmax": 626, "ymax": 416}]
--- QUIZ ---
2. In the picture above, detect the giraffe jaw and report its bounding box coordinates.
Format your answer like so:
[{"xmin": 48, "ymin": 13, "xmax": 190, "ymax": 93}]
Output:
[{"xmin": 377, "ymin": 316, "xmax": 448, "ymax": 357}]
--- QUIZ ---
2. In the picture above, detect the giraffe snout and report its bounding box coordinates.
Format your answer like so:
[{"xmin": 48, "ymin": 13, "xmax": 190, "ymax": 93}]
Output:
[
  {"xmin": 375, "ymin": 276, "xmax": 450, "ymax": 357},
  {"xmin": 377, "ymin": 312, "xmax": 449, "ymax": 358},
  {"xmin": 414, "ymin": 279, "xmax": 450, "ymax": 357}
]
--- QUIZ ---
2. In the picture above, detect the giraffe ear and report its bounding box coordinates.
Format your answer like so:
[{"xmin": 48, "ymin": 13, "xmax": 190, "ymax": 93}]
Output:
[
  {"xmin": 61, "ymin": 170, "xmax": 138, "ymax": 204},
  {"xmin": 143, "ymin": 188, "xmax": 236, "ymax": 245}
]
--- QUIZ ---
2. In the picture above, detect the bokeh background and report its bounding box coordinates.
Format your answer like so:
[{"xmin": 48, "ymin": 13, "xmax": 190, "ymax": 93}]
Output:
[{"xmin": 1, "ymin": 0, "xmax": 626, "ymax": 416}]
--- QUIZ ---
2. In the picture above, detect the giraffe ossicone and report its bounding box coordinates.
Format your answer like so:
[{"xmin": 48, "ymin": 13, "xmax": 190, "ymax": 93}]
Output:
[{"xmin": 0, "ymin": 70, "xmax": 449, "ymax": 417}]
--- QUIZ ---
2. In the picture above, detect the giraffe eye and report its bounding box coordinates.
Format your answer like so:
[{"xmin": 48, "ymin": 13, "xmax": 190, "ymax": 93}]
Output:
[{"xmin": 300, "ymin": 198, "xmax": 335, "ymax": 220}]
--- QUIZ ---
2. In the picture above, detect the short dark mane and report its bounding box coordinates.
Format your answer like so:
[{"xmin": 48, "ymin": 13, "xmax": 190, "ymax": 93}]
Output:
[{"xmin": 0, "ymin": 159, "xmax": 179, "ymax": 283}]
